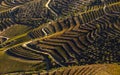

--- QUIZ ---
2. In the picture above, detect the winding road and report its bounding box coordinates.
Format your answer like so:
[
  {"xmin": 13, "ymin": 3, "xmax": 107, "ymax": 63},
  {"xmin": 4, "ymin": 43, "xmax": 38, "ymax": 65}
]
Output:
[{"xmin": 45, "ymin": 0, "xmax": 58, "ymax": 16}]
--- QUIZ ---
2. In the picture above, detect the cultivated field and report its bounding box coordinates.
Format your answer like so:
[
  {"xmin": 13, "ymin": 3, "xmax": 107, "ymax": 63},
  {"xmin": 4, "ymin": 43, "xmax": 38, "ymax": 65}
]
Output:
[{"xmin": 0, "ymin": 0, "xmax": 120, "ymax": 75}]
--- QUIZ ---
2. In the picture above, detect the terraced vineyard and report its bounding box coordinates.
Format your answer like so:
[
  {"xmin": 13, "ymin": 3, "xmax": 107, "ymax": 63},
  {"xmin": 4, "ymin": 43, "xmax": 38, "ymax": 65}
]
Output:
[{"xmin": 0, "ymin": 0, "xmax": 120, "ymax": 75}]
